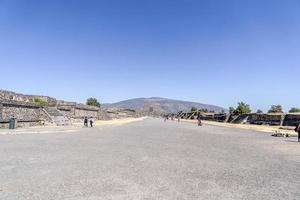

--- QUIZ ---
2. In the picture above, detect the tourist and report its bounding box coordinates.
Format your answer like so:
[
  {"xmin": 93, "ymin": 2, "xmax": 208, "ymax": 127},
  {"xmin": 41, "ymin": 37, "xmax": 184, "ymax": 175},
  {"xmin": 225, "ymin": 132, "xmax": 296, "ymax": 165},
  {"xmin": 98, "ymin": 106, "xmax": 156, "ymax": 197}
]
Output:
[
  {"xmin": 90, "ymin": 118, "xmax": 94, "ymax": 127},
  {"xmin": 295, "ymin": 123, "xmax": 300, "ymax": 142},
  {"xmin": 84, "ymin": 117, "xmax": 88, "ymax": 127},
  {"xmin": 164, "ymin": 115, "xmax": 169, "ymax": 122},
  {"xmin": 197, "ymin": 115, "xmax": 202, "ymax": 126},
  {"xmin": 298, "ymin": 124, "xmax": 300, "ymax": 142}
]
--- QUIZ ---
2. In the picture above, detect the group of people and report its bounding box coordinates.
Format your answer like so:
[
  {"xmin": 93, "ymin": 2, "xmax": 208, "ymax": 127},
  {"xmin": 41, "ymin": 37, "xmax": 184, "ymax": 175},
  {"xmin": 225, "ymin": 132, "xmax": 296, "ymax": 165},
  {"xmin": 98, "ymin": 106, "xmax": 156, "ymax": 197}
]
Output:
[
  {"xmin": 164, "ymin": 116, "xmax": 180, "ymax": 122},
  {"xmin": 84, "ymin": 117, "xmax": 94, "ymax": 127},
  {"xmin": 164, "ymin": 115, "xmax": 202, "ymax": 126}
]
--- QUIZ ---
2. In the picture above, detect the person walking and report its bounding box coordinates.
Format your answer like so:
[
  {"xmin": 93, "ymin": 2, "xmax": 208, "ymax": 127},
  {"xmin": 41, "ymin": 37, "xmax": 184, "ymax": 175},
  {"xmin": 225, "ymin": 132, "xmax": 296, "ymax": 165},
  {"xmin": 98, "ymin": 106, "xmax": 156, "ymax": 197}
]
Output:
[
  {"xmin": 90, "ymin": 118, "xmax": 94, "ymax": 128},
  {"xmin": 164, "ymin": 115, "xmax": 169, "ymax": 122},
  {"xmin": 296, "ymin": 123, "xmax": 300, "ymax": 142},
  {"xmin": 84, "ymin": 117, "xmax": 88, "ymax": 127},
  {"xmin": 197, "ymin": 114, "xmax": 202, "ymax": 126}
]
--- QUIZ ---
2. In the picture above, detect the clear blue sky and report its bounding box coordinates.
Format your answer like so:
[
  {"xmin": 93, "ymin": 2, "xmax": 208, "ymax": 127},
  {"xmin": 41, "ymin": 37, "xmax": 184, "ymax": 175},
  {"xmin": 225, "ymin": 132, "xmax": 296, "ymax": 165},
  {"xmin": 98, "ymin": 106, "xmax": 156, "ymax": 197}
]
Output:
[{"xmin": 0, "ymin": 0, "xmax": 300, "ymax": 111}]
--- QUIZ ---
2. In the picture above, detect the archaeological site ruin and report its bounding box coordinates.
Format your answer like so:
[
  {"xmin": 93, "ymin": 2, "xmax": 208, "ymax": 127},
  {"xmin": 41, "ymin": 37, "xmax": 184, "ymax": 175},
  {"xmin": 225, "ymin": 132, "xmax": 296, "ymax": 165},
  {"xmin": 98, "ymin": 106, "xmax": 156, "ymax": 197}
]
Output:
[
  {"xmin": 0, "ymin": 90, "xmax": 138, "ymax": 128},
  {"xmin": 172, "ymin": 110, "xmax": 300, "ymax": 127}
]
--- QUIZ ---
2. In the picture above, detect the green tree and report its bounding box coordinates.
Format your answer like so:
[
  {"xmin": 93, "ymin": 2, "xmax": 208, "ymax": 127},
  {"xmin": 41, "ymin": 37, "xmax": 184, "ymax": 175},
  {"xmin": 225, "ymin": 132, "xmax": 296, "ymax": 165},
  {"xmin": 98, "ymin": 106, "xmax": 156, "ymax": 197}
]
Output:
[
  {"xmin": 289, "ymin": 107, "xmax": 300, "ymax": 113},
  {"xmin": 199, "ymin": 108, "xmax": 208, "ymax": 113},
  {"xmin": 191, "ymin": 107, "xmax": 198, "ymax": 112},
  {"xmin": 32, "ymin": 97, "xmax": 48, "ymax": 106},
  {"xmin": 229, "ymin": 107, "xmax": 235, "ymax": 114},
  {"xmin": 233, "ymin": 102, "xmax": 251, "ymax": 114},
  {"xmin": 86, "ymin": 98, "xmax": 101, "ymax": 108},
  {"xmin": 256, "ymin": 109, "xmax": 263, "ymax": 113},
  {"xmin": 268, "ymin": 105, "xmax": 283, "ymax": 113}
]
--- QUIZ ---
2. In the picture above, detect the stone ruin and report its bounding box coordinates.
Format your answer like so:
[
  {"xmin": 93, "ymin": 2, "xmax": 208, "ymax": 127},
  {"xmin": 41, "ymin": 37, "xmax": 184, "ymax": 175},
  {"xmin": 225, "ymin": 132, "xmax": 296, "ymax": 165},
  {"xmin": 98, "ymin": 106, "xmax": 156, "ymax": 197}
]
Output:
[
  {"xmin": 0, "ymin": 90, "xmax": 138, "ymax": 128},
  {"xmin": 173, "ymin": 110, "xmax": 300, "ymax": 127},
  {"xmin": 98, "ymin": 108, "xmax": 140, "ymax": 120}
]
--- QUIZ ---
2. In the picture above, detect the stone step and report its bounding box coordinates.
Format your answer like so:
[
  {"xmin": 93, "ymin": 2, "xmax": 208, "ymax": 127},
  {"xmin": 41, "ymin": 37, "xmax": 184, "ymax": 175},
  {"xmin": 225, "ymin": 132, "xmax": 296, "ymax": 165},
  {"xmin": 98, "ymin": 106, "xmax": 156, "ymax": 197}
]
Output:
[
  {"xmin": 43, "ymin": 107, "xmax": 71, "ymax": 126},
  {"xmin": 44, "ymin": 107, "xmax": 64, "ymax": 117}
]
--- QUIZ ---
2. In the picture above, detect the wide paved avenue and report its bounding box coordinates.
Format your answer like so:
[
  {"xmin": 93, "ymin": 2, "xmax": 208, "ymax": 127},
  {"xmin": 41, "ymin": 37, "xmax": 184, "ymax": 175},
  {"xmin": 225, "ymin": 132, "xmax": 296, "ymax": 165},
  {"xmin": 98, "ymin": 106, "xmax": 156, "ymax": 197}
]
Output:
[{"xmin": 0, "ymin": 119, "xmax": 299, "ymax": 200}]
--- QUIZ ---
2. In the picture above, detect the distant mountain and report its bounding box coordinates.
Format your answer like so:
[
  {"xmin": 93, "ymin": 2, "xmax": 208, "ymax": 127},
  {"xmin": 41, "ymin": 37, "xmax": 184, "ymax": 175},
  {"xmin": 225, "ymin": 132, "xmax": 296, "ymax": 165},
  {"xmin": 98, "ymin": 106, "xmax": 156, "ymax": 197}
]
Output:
[{"xmin": 102, "ymin": 97, "xmax": 226, "ymax": 114}]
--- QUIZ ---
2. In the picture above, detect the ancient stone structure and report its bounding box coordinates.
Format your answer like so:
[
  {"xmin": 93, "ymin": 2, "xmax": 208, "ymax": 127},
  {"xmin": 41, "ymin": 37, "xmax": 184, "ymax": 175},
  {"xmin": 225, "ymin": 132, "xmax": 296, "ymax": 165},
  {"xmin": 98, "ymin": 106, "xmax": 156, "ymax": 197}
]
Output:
[
  {"xmin": 55, "ymin": 100, "xmax": 99, "ymax": 120},
  {"xmin": 283, "ymin": 114, "xmax": 300, "ymax": 126},
  {"xmin": 0, "ymin": 90, "xmax": 100, "ymax": 128},
  {"xmin": 0, "ymin": 90, "xmax": 57, "ymax": 106},
  {"xmin": 98, "ymin": 108, "xmax": 139, "ymax": 120},
  {"xmin": 247, "ymin": 113, "xmax": 284, "ymax": 126},
  {"xmin": 0, "ymin": 100, "xmax": 49, "ymax": 128},
  {"xmin": 0, "ymin": 90, "xmax": 142, "ymax": 128},
  {"xmin": 174, "ymin": 110, "xmax": 300, "ymax": 127}
]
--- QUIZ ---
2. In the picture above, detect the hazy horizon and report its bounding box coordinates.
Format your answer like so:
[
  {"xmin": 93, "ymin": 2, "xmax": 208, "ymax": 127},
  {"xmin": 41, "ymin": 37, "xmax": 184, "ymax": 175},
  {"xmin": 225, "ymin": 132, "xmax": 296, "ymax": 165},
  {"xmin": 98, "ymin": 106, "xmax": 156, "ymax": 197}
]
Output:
[{"xmin": 1, "ymin": 0, "xmax": 300, "ymax": 112}]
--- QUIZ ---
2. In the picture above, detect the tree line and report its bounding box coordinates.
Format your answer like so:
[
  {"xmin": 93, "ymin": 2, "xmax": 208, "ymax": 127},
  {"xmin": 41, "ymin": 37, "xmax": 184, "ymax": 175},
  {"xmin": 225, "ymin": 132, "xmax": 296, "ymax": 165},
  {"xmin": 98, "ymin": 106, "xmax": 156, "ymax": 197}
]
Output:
[
  {"xmin": 229, "ymin": 102, "xmax": 300, "ymax": 114},
  {"xmin": 191, "ymin": 102, "xmax": 300, "ymax": 114}
]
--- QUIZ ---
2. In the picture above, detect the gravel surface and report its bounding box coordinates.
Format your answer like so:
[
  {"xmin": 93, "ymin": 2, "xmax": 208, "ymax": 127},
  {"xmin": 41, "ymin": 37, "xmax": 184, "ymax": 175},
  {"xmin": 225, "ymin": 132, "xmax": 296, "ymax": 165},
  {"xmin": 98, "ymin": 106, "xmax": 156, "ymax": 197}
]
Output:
[{"xmin": 0, "ymin": 118, "xmax": 299, "ymax": 200}]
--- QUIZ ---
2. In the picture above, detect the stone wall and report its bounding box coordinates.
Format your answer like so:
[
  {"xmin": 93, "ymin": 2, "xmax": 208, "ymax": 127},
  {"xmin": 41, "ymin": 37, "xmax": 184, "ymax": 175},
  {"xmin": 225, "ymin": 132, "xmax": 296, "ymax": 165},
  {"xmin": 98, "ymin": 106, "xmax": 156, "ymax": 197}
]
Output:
[
  {"xmin": 58, "ymin": 109, "xmax": 74, "ymax": 119},
  {"xmin": 39, "ymin": 108, "xmax": 52, "ymax": 122},
  {"xmin": 98, "ymin": 110, "xmax": 111, "ymax": 120},
  {"xmin": 74, "ymin": 107, "xmax": 99, "ymax": 119},
  {"xmin": 199, "ymin": 113, "xmax": 227, "ymax": 122},
  {"xmin": 99, "ymin": 108, "xmax": 138, "ymax": 120},
  {"xmin": 56, "ymin": 101, "xmax": 99, "ymax": 119},
  {"xmin": 1, "ymin": 101, "xmax": 41, "ymax": 121},
  {"xmin": 0, "ymin": 89, "xmax": 138, "ymax": 128},
  {"xmin": 201, "ymin": 113, "xmax": 287, "ymax": 126},
  {"xmin": 283, "ymin": 114, "xmax": 300, "ymax": 126},
  {"xmin": 212, "ymin": 113, "xmax": 228, "ymax": 122},
  {"xmin": 56, "ymin": 100, "xmax": 76, "ymax": 119},
  {"xmin": 0, "ymin": 90, "xmax": 57, "ymax": 106},
  {"xmin": 0, "ymin": 100, "xmax": 44, "ymax": 128},
  {"xmin": 247, "ymin": 114, "xmax": 284, "ymax": 126},
  {"xmin": 176, "ymin": 111, "xmax": 300, "ymax": 127},
  {"xmin": 227, "ymin": 113, "xmax": 289, "ymax": 126},
  {"xmin": 0, "ymin": 90, "xmax": 101, "ymax": 128},
  {"xmin": 0, "ymin": 103, "xmax": 3, "ymax": 120}
]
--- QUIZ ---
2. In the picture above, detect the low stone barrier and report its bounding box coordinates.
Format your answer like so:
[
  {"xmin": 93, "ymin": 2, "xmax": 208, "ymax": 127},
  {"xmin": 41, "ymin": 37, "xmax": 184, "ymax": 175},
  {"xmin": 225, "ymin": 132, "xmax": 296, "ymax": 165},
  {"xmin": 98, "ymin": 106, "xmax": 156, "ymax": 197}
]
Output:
[
  {"xmin": 74, "ymin": 104, "xmax": 99, "ymax": 119},
  {"xmin": 283, "ymin": 114, "xmax": 300, "ymax": 126},
  {"xmin": 56, "ymin": 101, "xmax": 100, "ymax": 119},
  {"xmin": 202, "ymin": 113, "xmax": 227, "ymax": 122},
  {"xmin": 247, "ymin": 114, "xmax": 283, "ymax": 126},
  {"xmin": 176, "ymin": 111, "xmax": 300, "ymax": 127}
]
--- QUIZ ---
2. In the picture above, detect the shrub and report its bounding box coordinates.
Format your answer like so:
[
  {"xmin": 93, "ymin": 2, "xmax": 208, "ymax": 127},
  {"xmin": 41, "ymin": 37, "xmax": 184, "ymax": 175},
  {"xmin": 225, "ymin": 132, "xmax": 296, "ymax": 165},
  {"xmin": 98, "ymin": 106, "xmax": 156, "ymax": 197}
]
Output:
[
  {"xmin": 199, "ymin": 108, "xmax": 208, "ymax": 113},
  {"xmin": 229, "ymin": 107, "xmax": 235, "ymax": 114},
  {"xmin": 191, "ymin": 107, "xmax": 198, "ymax": 112},
  {"xmin": 32, "ymin": 97, "xmax": 48, "ymax": 106},
  {"xmin": 268, "ymin": 105, "xmax": 283, "ymax": 113},
  {"xmin": 256, "ymin": 109, "xmax": 263, "ymax": 113},
  {"xmin": 86, "ymin": 98, "xmax": 101, "ymax": 108},
  {"xmin": 289, "ymin": 107, "xmax": 300, "ymax": 113},
  {"xmin": 233, "ymin": 102, "xmax": 251, "ymax": 114}
]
